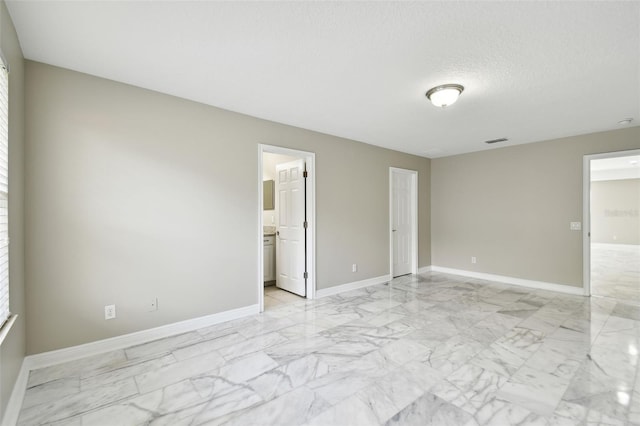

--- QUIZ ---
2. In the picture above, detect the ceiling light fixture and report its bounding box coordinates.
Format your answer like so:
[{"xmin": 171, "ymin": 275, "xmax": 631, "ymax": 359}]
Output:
[
  {"xmin": 426, "ymin": 84, "xmax": 464, "ymax": 108},
  {"xmin": 618, "ymin": 118, "xmax": 633, "ymax": 125}
]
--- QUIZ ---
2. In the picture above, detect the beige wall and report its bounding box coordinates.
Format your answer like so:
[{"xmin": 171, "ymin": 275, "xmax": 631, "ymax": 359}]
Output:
[
  {"xmin": 431, "ymin": 127, "xmax": 640, "ymax": 288},
  {"xmin": 25, "ymin": 61, "xmax": 430, "ymax": 354},
  {"xmin": 0, "ymin": 0, "xmax": 24, "ymax": 418},
  {"xmin": 591, "ymin": 178, "xmax": 640, "ymax": 245}
]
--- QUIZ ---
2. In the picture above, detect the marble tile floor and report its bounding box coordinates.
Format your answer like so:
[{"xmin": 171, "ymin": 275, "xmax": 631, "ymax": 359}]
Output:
[
  {"xmin": 592, "ymin": 243, "xmax": 640, "ymax": 305},
  {"xmin": 17, "ymin": 272, "xmax": 640, "ymax": 425},
  {"xmin": 264, "ymin": 285, "xmax": 305, "ymax": 310}
]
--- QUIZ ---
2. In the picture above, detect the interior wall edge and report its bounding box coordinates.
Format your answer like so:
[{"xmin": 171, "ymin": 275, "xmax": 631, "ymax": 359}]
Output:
[{"xmin": 0, "ymin": 0, "xmax": 26, "ymax": 420}]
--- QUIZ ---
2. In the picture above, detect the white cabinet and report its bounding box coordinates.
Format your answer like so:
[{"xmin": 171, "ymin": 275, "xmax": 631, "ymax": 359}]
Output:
[{"xmin": 263, "ymin": 235, "xmax": 276, "ymax": 282}]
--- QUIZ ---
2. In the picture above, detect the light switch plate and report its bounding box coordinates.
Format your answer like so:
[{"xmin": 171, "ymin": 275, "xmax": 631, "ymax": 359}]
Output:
[
  {"xmin": 147, "ymin": 297, "xmax": 158, "ymax": 312},
  {"xmin": 570, "ymin": 222, "xmax": 582, "ymax": 231}
]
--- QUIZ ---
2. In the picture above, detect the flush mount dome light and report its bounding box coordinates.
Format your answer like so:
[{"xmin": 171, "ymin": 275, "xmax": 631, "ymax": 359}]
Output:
[{"xmin": 426, "ymin": 84, "xmax": 464, "ymax": 107}]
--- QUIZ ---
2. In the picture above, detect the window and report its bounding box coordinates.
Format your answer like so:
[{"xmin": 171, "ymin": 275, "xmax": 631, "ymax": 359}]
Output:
[{"xmin": 0, "ymin": 56, "xmax": 9, "ymax": 328}]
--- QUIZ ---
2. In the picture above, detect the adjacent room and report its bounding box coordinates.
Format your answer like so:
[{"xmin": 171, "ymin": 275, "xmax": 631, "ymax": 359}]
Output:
[
  {"xmin": 0, "ymin": 1, "xmax": 638, "ymax": 425},
  {"xmin": 589, "ymin": 155, "xmax": 640, "ymax": 303}
]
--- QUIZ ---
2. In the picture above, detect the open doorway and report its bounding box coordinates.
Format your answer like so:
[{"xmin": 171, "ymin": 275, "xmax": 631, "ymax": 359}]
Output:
[
  {"xmin": 583, "ymin": 149, "xmax": 640, "ymax": 302},
  {"xmin": 258, "ymin": 145, "xmax": 316, "ymax": 312}
]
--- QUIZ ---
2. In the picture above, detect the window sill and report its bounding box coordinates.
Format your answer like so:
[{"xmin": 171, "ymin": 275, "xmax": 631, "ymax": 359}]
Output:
[{"xmin": 0, "ymin": 314, "xmax": 17, "ymax": 347}]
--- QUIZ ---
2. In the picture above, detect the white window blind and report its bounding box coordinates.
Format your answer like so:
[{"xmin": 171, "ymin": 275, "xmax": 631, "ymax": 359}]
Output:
[{"xmin": 0, "ymin": 57, "xmax": 9, "ymax": 328}]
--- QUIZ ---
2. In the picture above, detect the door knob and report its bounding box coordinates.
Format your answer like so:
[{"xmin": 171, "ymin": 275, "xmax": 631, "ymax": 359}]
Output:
[
  {"xmin": 392, "ymin": 229, "xmax": 397, "ymax": 232},
  {"xmin": 276, "ymin": 231, "xmax": 280, "ymax": 236}
]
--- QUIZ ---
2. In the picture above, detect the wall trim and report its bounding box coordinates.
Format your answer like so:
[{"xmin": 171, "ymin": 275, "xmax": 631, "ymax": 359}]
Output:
[
  {"xmin": 27, "ymin": 304, "xmax": 260, "ymax": 370},
  {"xmin": 2, "ymin": 358, "xmax": 29, "ymax": 426},
  {"xmin": 1, "ymin": 303, "xmax": 259, "ymax": 425},
  {"xmin": 430, "ymin": 266, "xmax": 586, "ymax": 296},
  {"xmin": 0, "ymin": 314, "xmax": 17, "ymax": 347},
  {"xmin": 316, "ymin": 274, "xmax": 391, "ymax": 298},
  {"xmin": 417, "ymin": 266, "xmax": 432, "ymax": 274}
]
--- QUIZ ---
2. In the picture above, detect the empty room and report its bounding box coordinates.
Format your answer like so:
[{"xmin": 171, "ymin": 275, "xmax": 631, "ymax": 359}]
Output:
[{"xmin": 0, "ymin": 1, "xmax": 638, "ymax": 425}]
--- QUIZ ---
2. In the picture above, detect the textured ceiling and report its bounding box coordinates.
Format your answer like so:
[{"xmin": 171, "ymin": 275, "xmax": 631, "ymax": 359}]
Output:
[{"xmin": 6, "ymin": 1, "xmax": 640, "ymax": 158}]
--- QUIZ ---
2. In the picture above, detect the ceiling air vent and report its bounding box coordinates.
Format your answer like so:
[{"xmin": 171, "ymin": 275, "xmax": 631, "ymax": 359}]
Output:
[{"xmin": 484, "ymin": 138, "xmax": 508, "ymax": 145}]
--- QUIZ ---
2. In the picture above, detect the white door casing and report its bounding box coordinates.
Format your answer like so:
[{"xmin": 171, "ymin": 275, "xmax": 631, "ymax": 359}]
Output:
[
  {"xmin": 276, "ymin": 159, "xmax": 307, "ymax": 296},
  {"xmin": 390, "ymin": 168, "xmax": 417, "ymax": 278},
  {"xmin": 258, "ymin": 144, "xmax": 316, "ymax": 313}
]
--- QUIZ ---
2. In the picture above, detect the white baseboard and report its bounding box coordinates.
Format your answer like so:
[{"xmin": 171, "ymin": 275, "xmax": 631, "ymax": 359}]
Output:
[
  {"xmin": 26, "ymin": 304, "xmax": 260, "ymax": 371},
  {"xmin": 1, "ymin": 303, "xmax": 259, "ymax": 426},
  {"xmin": 316, "ymin": 274, "xmax": 391, "ymax": 298},
  {"xmin": 430, "ymin": 266, "xmax": 585, "ymax": 296},
  {"xmin": 2, "ymin": 358, "xmax": 29, "ymax": 426},
  {"xmin": 417, "ymin": 266, "xmax": 432, "ymax": 274}
]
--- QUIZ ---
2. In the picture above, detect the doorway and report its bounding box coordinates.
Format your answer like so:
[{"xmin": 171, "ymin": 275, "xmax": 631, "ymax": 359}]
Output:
[
  {"xmin": 389, "ymin": 167, "xmax": 418, "ymax": 278},
  {"xmin": 583, "ymin": 149, "xmax": 640, "ymax": 302},
  {"xmin": 258, "ymin": 145, "xmax": 316, "ymax": 312}
]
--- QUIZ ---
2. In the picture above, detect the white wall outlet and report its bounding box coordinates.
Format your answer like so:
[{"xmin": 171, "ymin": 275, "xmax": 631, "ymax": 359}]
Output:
[
  {"xmin": 104, "ymin": 304, "xmax": 116, "ymax": 320},
  {"xmin": 570, "ymin": 222, "xmax": 582, "ymax": 231},
  {"xmin": 471, "ymin": 256, "xmax": 477, "ymax": 264},
  {"xmin": 352, "ymin": 263, "xmax": 357, "ymax": 272},
  {"xmin": 147, "ymin": 297, "xmax": 158, "ymax": 312}
]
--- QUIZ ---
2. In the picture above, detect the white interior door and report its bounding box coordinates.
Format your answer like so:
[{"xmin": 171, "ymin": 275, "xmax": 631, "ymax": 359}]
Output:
[
  {"xmin": 276, "ymin": 159, "xmax": 306, "ymax": 296},
  {"xmin": 392, "ymin": 170, "xmax": 414, "ymax": 277}
]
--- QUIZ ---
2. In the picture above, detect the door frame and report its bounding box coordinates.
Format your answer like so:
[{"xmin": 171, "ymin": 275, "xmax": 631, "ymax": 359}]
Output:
[
  {"xmin": 582, "ymin": 148, "xmax": 640, "ymax": 296},
  {"xmin": 389, "ymin": 167, "xmax": 418, "ymax": 277},
  {"xmin": 258, "ymin": 144, "xmax": 316, "ymax": 312}
]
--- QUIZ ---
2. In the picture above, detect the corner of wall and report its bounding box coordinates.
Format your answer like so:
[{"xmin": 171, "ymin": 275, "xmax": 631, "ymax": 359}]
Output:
[{"xmin": 0, "ymin": 0, "xmax": 26, "ymax": 421}]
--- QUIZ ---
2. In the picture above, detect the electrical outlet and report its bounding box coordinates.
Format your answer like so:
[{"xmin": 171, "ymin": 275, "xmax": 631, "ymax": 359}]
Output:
[
  {"xmin": 104, "ymin": 304, "xmax": 116, "ymax": 320},
  {"xmin": 570, "ymin": 222, "xmax": 581, "ymax": 231},
  {"xmin": 471, "ymin": 257, "xmax": 477, "ymax": 264},
  {"xmin": 147, "ymin": 297, "xmax": 158, "ymax": 312},
  {"xmin": 352, "ymin": 263, "xmax": 357, "ymax": 272}
]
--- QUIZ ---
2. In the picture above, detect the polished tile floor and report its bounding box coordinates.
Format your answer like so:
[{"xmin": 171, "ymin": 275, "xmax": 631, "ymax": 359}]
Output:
[
  {"xmin": 264, "ymin": 285, "xmax": 304, "ymax": 309},
  {"xmin": 592, "ymin": 243, "xmax": 640, "ymax": 304},
  {"xmin": 18, "ymin": 272, "xmax": 640, "ymax": 425}
]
